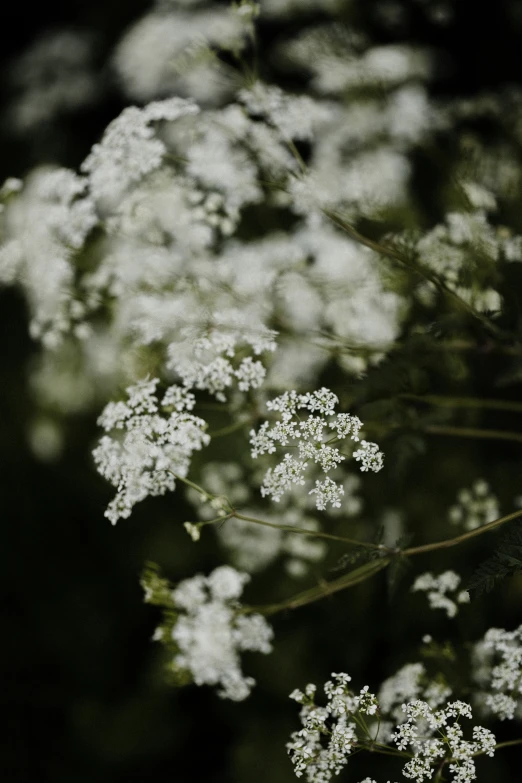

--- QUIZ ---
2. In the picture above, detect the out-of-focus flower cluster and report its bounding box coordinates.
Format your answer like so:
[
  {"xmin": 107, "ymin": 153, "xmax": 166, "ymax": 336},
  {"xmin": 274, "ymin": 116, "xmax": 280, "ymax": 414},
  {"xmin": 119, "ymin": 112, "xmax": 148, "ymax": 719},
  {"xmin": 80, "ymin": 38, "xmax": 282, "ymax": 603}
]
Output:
[
  {"xmin": 472, "ymin": 625, "xmax": 522, "ymax": 721},
  {"xmin": 448, "ymin": 480, "xmax": 500, "ymax": 531},
  {"xmin": 143, "ymin": 564, "xmax": 273, "ymax": 701},
  {"xmin": 411, "ymin": 571, "xmax": 470, "ymax": 618}
]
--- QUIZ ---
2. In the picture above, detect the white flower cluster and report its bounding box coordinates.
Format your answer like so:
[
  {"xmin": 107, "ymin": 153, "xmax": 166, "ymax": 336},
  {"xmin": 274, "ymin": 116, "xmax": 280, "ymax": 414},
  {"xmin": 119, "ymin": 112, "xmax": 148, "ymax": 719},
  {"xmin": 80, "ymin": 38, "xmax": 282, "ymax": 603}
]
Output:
[
  {"xmin": 448, "ymin": 480, "xmax": 500, "ymax": 531},
  {"xmin": 81, "ymin": 97, "xmax": 200, "ymax": 204},
  {"xmin": 238, "ymin": 81, "xmax": 333, "ymax": 142},
  {"xmin": 170, "ymin": 565, "xmax": 273, "ymax": 701},
  {"xmin": 1, "ymin": 35, "xmax": 411, "ymax": 395},
  {"xmin": 472, "ymin": 624, "xmax": 522, "ymax": 721},
  {"xmin": 93, "ymin": 378, "xmax": 209, "ymax": 524},
  {"xmin": 250, "ymin": 388, "xmax": 383, "ymax": 511},
  {"xmin": 288, "ymin": 674, "xmax": 496, "ymax": 783},
  {"xmin": 411, "ymin": 571, "xmax": 470, "ymax": 618},
  {"xmin": 113, "ymin": 1, "xmax": 256, "ymax": 105},
  {"xmin": 287, "ymin": 673, "xmax": 378, "ymax": 782},
  {"xmin": 415, "ymin": 211, "xmax": 502, "ymax": 313},
  {"xmin": 166, "ymin": 321, "xmax": 277, "ymax": 401},
  {"xmin": 0, "ymin": 167, "xmax": 97, "ymax": 348},
  {"xmin": 393, "ymin": 699, "xmax": 496, "ymax": 783},
  {"xmin": 377, "ymin": 662, "xmax": 451, "ymax": 740}
]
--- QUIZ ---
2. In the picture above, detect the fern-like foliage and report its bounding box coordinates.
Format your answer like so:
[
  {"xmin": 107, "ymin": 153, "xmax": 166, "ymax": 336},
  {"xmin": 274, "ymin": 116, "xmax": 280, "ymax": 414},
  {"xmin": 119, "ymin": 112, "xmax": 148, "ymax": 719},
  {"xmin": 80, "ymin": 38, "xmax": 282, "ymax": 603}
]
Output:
[
  {"xmin": 467, "ymin": 519, "xmax": 522, "ymax": 597},
  {"xmin": 329, "ymin": 526, "xmax": 386, "ymax": 573}
]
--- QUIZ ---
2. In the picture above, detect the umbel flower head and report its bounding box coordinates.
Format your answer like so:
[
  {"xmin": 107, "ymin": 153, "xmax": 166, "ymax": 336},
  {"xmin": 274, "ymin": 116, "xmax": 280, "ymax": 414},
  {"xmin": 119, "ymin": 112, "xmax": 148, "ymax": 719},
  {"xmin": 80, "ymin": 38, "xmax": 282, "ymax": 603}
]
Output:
[
  {"xmin": 93, "ymin": 378, "xmax": 209, "ymax": 524},
  {"xmin": 250, "ymin": 387, "xmax": 383, "ymax": 511},
  {"xmin": 287, "ymin": 673, "xmax": 379, "ymax": 782},
  {"xmin": 287, "ymin": 673, "xmax": 496, "ymax": 783}
]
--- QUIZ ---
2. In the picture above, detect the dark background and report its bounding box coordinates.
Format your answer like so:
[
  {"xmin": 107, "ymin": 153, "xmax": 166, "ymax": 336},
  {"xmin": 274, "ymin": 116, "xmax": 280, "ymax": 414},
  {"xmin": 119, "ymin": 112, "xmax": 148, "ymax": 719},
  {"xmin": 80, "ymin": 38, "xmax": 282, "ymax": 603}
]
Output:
[{"xmin": 1, "ymin": 1, "xmax": 522, "ymax": 781}]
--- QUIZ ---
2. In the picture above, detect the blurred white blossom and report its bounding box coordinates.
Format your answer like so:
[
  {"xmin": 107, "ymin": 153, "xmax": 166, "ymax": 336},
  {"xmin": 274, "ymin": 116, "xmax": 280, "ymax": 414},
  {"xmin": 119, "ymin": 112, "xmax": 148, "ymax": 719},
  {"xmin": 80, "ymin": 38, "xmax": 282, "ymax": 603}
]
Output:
[
  {"xmin": 169, "ymin": 565, "xmax": 273, "ymax": 700},
  {"xmin": 412, "ymin": 571, "xmax": 470, "ymax": 618}
]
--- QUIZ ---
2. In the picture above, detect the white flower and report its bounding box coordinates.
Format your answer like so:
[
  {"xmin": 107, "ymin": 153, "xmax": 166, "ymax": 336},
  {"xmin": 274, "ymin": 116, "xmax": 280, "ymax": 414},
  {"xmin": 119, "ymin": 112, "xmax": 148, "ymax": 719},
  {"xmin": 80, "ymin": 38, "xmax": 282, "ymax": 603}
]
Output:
[
  {"xmin": 448, "ymin": 479, "xmax": 500, "ymax": 531},
  {"xmin": 472, "ymin": 624, "xmax": 522, "ymax": 721},
  {"xmin": 166, "ymin": 321, "xmax": 276, "ymax": 401},
  {"xmin": 411, "ymin": 571, "xmax": 469, "ymax": 618},
  {"xmin": 0, "ymin": 167, "xmax": 96, "ymax": 348},
  {"xmin": 81, "ymin": 97, "xmax": 199, "ymax": 204},
  {"xmin": 93, "ymin": 379, "xmax": 209, "ymax": 524},
  {"xmin": 393, "ymin": 700, "xmax": 495, "ymax": 783},
  {"xmin": 308, "ymin": 477, "xmax": 344, "ymax": 510},
  {"xmin": 353, "ymin": 440, "xmax": 384, "ymax": 472},
  {"xmin": 184, "ymin": 522, "xmax": 201, "ymax": 541},
  {"xmin": 170, "ymin": 566, "xmax": 273, "ymax": 701},
  {"xmin": 251, "ymin": 388, "xmax": 383, "ymax": 510},
  {"xmin": 239, "ymin": 81, "xmax": 333, "ymax": 142}
]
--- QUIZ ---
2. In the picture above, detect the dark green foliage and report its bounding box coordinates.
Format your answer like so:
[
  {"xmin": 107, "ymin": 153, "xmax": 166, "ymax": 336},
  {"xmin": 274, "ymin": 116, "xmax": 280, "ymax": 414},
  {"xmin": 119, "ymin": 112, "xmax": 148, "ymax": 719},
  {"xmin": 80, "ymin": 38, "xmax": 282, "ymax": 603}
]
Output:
[
  {"xmin": 386, "ymin": 535, "xmax": 414, "ymax": 600},
  {"xmin": 329, "ymin": 525, "xmax": 386, "ymax": 573},
  {"xmin": 140, "ymin": 561, "xmax": 176, "ymax": 608},
  {"xmin": 467, "ymin": 519, "xmax": 522, "ymax": 596}
]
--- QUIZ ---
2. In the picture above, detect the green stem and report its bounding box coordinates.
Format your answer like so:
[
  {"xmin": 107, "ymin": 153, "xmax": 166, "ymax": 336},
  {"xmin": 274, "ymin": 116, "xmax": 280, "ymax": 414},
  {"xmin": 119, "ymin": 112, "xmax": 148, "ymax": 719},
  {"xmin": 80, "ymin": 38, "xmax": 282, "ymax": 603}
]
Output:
[
  {"xmin": 286, "ymin": 139, "xmax": 308, "ymax": 174},
  {"xmin": 241, "ymin": 556, "xmax": 391, "ymax": 616},
  {"xmin": 403, "ymin": 508, "xmax": 522, "ymax": 557},
  {"xmin": 492, "ymin": 738, "xmax": 522, "ymax": 752},
  {"xmin": 311, "ymin": 334, "xmax": 520, "ymax": 357},
  {"xmin": 464, "ymin": 737, "xmax": 522, "ymax": 761},
  {"xmin": 208, "ymin": 418, "xmax": 253, "ymax": 437},
  {"xmin": 242, "ymin": 506, "xmax": 522, "ymax": 616},
  {"xmin": 231, "ymin": 510, "xmax": 390, "ymax": 551},
  {"xmin": 365, "ymin": 421, "xmax": 522, "ymax": 445},
  {"xmin": 199, "ymin": 513, "xmax": 235, "ymax": 528},
  {"xmin": 433, "ymin": 758, "xmax": 447, "ymax": 782},
  {"xmin": 168, "ymin": 470, "xmax": 214, "ymax": 501},
  {"xmin": 172, "ymin": 473, "xmax": 522, "ymax": 616},
  {"xmin": 366, "ymin": 742, "xmax": 412, "ymax": 760}
]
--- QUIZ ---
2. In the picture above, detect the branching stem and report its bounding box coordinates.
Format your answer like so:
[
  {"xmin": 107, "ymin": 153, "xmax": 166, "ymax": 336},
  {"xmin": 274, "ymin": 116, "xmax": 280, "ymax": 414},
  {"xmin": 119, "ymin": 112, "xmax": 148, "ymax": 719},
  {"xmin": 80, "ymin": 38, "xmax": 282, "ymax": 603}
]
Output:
[
  {"xmin": 230, "ymin": 510, "xmax": 390, "ymax": 550},
  {"xmin": 402, "ymin": 508, "xmax": 522, "ymax": 556}
]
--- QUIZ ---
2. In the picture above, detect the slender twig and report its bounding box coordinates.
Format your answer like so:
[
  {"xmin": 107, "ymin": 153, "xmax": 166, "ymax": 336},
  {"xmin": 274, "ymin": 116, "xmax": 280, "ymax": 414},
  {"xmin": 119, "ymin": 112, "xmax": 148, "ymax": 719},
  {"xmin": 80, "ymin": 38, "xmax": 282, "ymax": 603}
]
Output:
[
  {"xmin": 490, "ymin": 738, "xmax": 522, "ymax": 752},
  {"xmin": 171, "ymin": 471, "xmax": 390, "ymax": 551},
  {"xmin": 241, "ymin": 557, "xmax": 391, "ymax": 616},
  {"xmin": 241, "ymin": 507, "xmax": 522, "ymax": 616},
  {"xmin": 231, "ymin": 510, "xmax": 390, "ymax": 551},
  {"xmin": 167, "ymin": 470, "xmax": 213, "ymax": 500},
  {"xmin": 363, "ymin": 420, "xmax": 522, "ymax": 445},
  {"xmin": 466, "ymin": 737, "xmax": 522, "ymax": 760},
  {"xmin": 366, "ymin": 742, "xmax": 412, "ymax": 760},
  {"xmin": 173, "ymin": 471, "xmax": 522, "ymax": 614},
  {"xmin": 402, "ymin": 508, "xmax": 522, "ymax": 557},
  {"xmin": 208, "ymin": 418, "xmax": 253, "ymax": 437},
  {"xmin": 432, "ymin": 757, "xmax": 447, "ymax": 782},
  {"xmin": 196, "ymin": 512, "xmax": 235, "ymax": 529}
]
